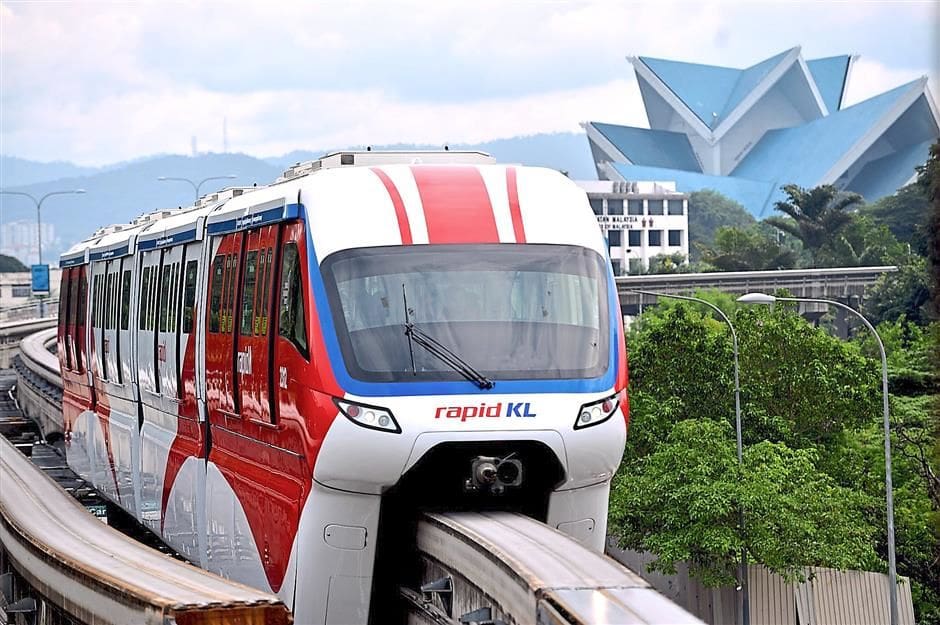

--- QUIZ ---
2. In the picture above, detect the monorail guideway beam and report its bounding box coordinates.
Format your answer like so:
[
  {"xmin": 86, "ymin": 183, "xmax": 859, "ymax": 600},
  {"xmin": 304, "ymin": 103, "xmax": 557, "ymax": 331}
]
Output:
[{"xmin": 403, "ymin": 512, "xmax": 704, "ymax": 625}]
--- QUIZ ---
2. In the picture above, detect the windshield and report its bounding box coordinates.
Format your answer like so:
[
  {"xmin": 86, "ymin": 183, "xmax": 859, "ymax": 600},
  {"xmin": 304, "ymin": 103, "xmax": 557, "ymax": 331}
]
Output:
[{"xmin": 321, "ymin": 244, "xmax": 610, "ymax": 384}]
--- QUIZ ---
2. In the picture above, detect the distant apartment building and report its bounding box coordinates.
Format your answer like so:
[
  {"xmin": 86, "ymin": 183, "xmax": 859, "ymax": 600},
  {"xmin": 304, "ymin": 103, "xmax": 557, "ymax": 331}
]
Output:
[
  {"xmin": 0, "ymin": 220, "xmax": 59, "ymax": 266},
  {"xmin": 576, "ymin": 180, "xmax": 689, "ymax": 275}
]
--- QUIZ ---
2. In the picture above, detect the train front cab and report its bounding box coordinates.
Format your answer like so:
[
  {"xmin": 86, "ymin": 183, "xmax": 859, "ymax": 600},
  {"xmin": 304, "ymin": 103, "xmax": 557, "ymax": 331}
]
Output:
[{"xmin": 285, "ymin": 164, "xmax": 630, "ymax": 624}]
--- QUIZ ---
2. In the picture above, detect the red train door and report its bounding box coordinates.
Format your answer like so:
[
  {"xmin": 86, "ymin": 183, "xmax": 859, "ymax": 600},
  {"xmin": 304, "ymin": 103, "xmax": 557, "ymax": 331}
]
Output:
[
  {"xmin": 271, "ymin": 222, "xmax": 311, "ymax": 426},
  {"xmin": 236, "ymin": 226, "xmax": 277, "ymax": 423},
  {"xmin": 205, "ymin": 233, "xmax": 243, "ymax": 419}
]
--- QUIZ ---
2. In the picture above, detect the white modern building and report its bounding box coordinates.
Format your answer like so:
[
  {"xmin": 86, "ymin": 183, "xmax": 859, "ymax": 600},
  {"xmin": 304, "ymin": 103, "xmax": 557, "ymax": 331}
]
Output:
[{"xmin": 576, "ymin": 180, "xmax": 689, "ymax": 275}]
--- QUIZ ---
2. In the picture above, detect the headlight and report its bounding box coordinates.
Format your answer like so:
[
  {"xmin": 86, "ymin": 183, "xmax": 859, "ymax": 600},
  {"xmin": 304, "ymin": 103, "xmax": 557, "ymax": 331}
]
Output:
[
  {"xmin": 333, "ymin": 397, "xmax": 401, "ymax": 434},
  {"xmin": 574, "ymin": 393, "xmax": 619, "ymax": 430}
]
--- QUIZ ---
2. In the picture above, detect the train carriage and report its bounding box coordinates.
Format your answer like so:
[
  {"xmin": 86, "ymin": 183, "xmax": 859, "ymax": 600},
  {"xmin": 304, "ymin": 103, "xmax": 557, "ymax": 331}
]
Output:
[{"xmin": 57, "ymin": 151, "xmax": 630, "ymax": 624}]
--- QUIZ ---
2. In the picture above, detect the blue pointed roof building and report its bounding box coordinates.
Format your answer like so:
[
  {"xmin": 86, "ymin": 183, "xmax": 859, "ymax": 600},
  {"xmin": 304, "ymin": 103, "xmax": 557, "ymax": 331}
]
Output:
[{"xmin": 584, "ymin": 48, "xmax": 939, "ymax": 217}]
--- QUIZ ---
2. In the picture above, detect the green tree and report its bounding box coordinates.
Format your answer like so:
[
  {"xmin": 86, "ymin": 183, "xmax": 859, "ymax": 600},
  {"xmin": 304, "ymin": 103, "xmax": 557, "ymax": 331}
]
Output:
[
  {"xmin": 766, "ymin": 184, "xmax": 862, "ymax": 266},
  {"xmin": 618, "ymin": 295, "xmax": 940, "ymax": 622},
  {"xmin": 917, "ymin": 141, "xmax": 940, "ymax": 316},
  {"xmin": 700, "ymin": 225, "xmax": 797, "ymax": 271},
  {"xmin": 687, "ymin": 190, "xmax": 756, "ymax": 261},
  {"xmin": 862, "ymin": 183, "xmax": 931, "ymax": 255},
  {"xmin": 0, "ymin": 253, "xmax": 28, "ymax": 272},
  {"xmin": 610, "ymin": 419, "xmax": 878, "ymax": 586},
  {"xmin": 865, "ymin": 256, "xmax": 932, "ymax": 326},
  {"xmin": 817, "ymin": 214, "xmax": 908, "ymax": 267}
]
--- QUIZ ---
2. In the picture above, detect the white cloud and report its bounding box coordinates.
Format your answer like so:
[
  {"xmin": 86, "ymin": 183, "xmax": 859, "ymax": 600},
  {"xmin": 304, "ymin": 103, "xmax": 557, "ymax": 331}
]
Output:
[
  {"xmin": 842, "ymin": 58, "xmax": 934, "ymax": 107},
  {"xmin": 1, "ymin": 0, "xmax": 936, "ymax": 165},
  {"xmin": 1, "ymin": 77, "xmax": 645, "ymax": 165}
]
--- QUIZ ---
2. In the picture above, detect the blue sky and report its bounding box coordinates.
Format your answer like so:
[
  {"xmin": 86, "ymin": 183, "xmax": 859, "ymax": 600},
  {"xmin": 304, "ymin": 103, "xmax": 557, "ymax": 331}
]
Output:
[{"xmin": 1, "ymin": 1, "xmax": 937, "ymax": 165}]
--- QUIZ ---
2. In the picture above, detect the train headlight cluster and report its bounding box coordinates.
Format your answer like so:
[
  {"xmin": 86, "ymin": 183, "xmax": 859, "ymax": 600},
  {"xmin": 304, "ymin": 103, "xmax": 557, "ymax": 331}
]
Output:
[
  {"xmin": 574, "ymin": 393, "xmax": 619, "ymax": 430},
  {"xmin": 334, "ymin": 398, "xmax": 401, "ymax": 434}
]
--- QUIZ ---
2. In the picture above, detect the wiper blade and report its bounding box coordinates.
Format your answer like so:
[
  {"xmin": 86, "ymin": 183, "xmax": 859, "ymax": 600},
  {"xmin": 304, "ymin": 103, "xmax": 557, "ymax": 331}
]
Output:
[{"xmin": 401, "ymin": 284, "xmax": 493, "ymax": 390}]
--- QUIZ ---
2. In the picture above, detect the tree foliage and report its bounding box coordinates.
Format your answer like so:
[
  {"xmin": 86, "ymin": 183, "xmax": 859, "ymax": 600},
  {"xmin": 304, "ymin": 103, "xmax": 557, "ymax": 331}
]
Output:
[
  {"xmin": 865, "ymin": 256, "xmax": 932, "ymax": 326},
  {"xmin": 687, "ymin": 190, "xmax": 756, "ymax": 261},
  {"xmin": 614, "ymin": 295, "xmax": 940, "ymax": 622},
  {"xmin": 699, "ymin": 225, "xmax": 797, "ymax": 271},
  {"xmin": 862, "ymin": 183, "xmax": 931, "ymax": 255},
  {"xmin": 917, "ymin": 140, "xmax": 940, "ymax": 317},
  {"xmin": 766, "ymin": 184, "xmax": 862, "ymax": 266}
]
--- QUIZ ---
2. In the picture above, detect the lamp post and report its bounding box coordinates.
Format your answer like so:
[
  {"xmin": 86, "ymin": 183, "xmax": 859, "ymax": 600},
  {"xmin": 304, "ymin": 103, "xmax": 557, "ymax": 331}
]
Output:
[
  {"xmin": 157, "ymin": 174, "xmax": 237, "ymax": 201},
  {"xmin": 0, "ymin": 189, "xmax": 87, "ymax": 265},
  {"xmin": 737, "ymin": 292, "xmax": 897, "ymax": 625},
  {"xmin": 629, "ymin": 289, "xmax": 750, "ymax": 625}
]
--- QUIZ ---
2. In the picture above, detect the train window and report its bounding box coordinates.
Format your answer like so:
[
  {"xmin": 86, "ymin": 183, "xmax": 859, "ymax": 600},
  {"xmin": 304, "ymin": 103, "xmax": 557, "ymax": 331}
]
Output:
[
  {"xmin": 167, "ymin": 262, "xmax": 179, "ymax": 330},
  {"xmin": 261, "ymin": 247, "xmax": 273, "ymax": 335},
  {"xmin": 183, "ymin": 260, "xmax": 198, "ymax": 334},
  {"xmin": 63, "ymin": 274, "xmax": 74, "ymax": 370},
  {"xmin": 209, "ymin": 256, "xmax": 224, "ymax": 333},
  {"xmin": 105, "ymin": 273, "xmax": 114, "ymax": 330},
  {"xmin": 278, "ymin": 243, "xmax": 307, "ymax": 356},
  {"xmin": 159, "ymin": 264, "xmax": 171, "ymax": 332},
  {"xmin": 69, "ymin": 271, "xmax": 80, "ymax": 329},
  {"xmin": 58, "ymin": 276, "xmax": 69, "ymax": 321},
  {"xmin": 92, "ymin": 275, "xmax": 98, "ymax": 328},
  {"xmin": 120, "ymin": 270, "xmax": 131, "ymax": 330},
  {"xmin": 253, "ymin": 248, "xmax": 268, "ymax": 335},
  {"xmin": 223, "ymin": 255, "xmax": 236, "ymax": 333},
  {"xmin": 220, "ymin": 255, "xmax": 231, "ymax": 333},
  {"xmin": 78, "ymin": 271, "xmax": 87, "ymax": 325},
  {"xmin": 139, "ymin": 268, "xmax": 151, "ymax": 330},
  {"xmin": 240, "ymin": 250, "xmax": 258, "ymax": 336}
]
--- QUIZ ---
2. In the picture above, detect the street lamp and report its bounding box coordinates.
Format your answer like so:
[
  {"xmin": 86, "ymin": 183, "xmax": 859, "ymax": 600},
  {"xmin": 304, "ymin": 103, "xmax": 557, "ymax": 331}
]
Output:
[
  {"xmin": 737, "ymin": 292, "xmax": 897, "ymax": 625},
  {"xmin": 0, "ymin": 189, "xmax": 87, "ymax": 265},
  {"xmin": 157, "ymin": 175, "xmax": 237, "ymax": 202},
  {"xmin": 629, "ymin": 289, "xmax": 750, "ymax": 625}
]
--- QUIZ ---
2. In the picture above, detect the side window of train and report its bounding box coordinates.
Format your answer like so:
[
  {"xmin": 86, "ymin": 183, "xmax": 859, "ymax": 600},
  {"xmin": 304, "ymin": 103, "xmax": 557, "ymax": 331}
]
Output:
[
  {"xmin": 105, "ymin": 272, "xmax": 114, "ymax": 330},
  {"xmin": 209, "ymin": 255, "xmax": 224, "ymax": 333},
  {"xmin": 182, "ymin": 260, "xmax": 198, "ymax": 334},
  {"xmin": 240, "ymin": 250, "xmax": 258, "ymax": 336},
  {"xmin": 77, "ymin": 271, "xmax": 86, "ymax": 326},
  {"xmin": 139, "ymin": 268, "xmax": 150, "ymax": 330},
  {"xmin": 278, "ymin": 243, "xmax": 308, "ymax": 357},
  {"xmin": 76, "ymin": 271, "xmax": 87, "ymax": 370},
  {"xmin": 120, "ymin": 270, "xmax": 131, "ymax": 330},
  {"xmin": 159, "ymin": 264, "xmax": 171, "ymax": 332}
]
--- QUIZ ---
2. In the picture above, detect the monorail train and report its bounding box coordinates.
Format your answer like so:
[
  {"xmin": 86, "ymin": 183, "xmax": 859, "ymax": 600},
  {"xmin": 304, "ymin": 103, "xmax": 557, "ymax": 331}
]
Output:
[{"xmin": 56, "ymin": 150, "xmax": 629, "ymax": 624}]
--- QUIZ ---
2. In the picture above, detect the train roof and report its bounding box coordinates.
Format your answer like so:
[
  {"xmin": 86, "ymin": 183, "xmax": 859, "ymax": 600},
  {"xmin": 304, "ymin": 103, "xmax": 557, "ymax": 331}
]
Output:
[{"xmin": 61, "ymin": 151, "xmax": 604, "ymax": 267}]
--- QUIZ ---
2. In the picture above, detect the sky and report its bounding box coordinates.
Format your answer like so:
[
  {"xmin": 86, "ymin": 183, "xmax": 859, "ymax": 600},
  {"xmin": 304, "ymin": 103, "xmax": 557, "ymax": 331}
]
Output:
[{"xmin": 1, "ymin": 1, "xmax": 938, "ymax": 166}]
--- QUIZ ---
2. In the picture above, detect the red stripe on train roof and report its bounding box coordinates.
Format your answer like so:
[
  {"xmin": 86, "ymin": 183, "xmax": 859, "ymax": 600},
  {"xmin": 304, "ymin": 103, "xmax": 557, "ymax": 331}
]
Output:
[
  {"xmin": 505, "ymin": 167, "xmax": 526, "ymax": 243},
  {"xmin": 370, "ymin": 167, "xmax": 413, "ymax": 245},
  {"xmin": 411, "ymin": 166, "xmax": 499, "ymax": 244}
]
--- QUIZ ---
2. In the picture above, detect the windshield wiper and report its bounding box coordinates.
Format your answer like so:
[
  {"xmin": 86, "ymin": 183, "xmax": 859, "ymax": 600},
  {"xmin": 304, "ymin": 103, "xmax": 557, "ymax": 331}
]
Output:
[{"xmin": 402, "ymin": 284, "xmax": 494, "ymax": 390}]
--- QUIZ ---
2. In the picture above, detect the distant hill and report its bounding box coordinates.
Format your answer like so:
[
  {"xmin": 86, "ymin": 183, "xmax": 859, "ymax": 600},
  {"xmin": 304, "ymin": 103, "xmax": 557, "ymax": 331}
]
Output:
[
  {"xmin": 0, "ymin": 153, "xmax": 281, "ymax": 262},
  {"xmin": 0, "ymin": 133, "xmax": 598, "ymax": 263},
  {"xmin": 0, "ymin": 155, "xmax": 101, "ymax": 187}
]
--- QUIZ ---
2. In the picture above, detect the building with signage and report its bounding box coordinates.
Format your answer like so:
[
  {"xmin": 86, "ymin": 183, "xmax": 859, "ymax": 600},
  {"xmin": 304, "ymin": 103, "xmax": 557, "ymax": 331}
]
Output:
[
  {"xmin": 0, "ymin": 269, "xmax": 61, "ymax": 317},
  {"xmin": 576, "ymin": 180, "xmax": 688, "ymax": 275},
  {"xmin": 584, "ymin": 48, "xmax": 940, "ymax": 217}
]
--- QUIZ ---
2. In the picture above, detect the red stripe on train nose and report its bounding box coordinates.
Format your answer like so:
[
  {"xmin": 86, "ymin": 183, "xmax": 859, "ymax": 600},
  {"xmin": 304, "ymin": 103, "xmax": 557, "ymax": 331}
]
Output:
[
  {"xmin": 411, "ymin": 166, "xmax": 499, "ymax": 244},
  {"xmin": 370, "ymin": 167, "xmax": 413, "ymax": 245}
]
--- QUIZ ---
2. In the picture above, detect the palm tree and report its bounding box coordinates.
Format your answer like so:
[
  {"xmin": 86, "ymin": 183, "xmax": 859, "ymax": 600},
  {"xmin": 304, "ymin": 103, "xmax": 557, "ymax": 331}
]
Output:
[{"xmin": 766, "ymin": 184, "xmax": 862, "ymax": 267}]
